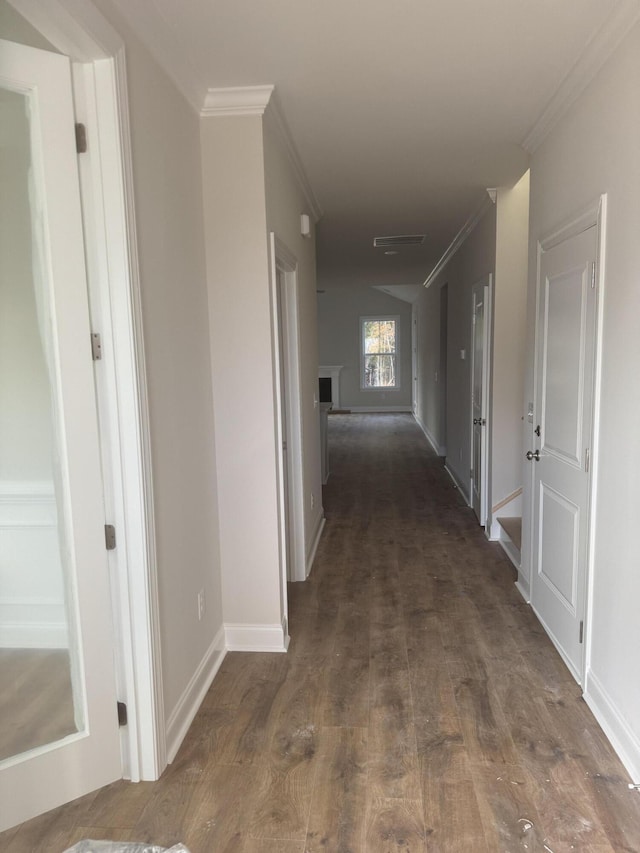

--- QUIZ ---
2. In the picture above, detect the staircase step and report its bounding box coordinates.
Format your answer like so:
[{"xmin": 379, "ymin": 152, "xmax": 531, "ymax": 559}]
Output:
[{"xmin": 497, "ymin": 516, "xmax": 522, "ymax": 551}]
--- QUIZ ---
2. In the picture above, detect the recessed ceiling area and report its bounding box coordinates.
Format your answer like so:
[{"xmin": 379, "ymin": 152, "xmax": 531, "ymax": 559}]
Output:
[{"xmin": 109, "ymin": 0, "xmax": 620, "ymax": 288}]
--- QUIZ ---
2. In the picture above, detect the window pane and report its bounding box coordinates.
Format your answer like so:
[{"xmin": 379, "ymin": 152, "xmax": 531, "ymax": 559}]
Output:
[
  {"xmin": 364, "ymin": 320, "xmax": 381, "ymax": 354},
  {"xmin": 378, "ymin": 320, "xmax": 396, "ymax": 353},
  {"xmin": 364, "ymin": 354, "xmax": 396, "ymax": 387}
]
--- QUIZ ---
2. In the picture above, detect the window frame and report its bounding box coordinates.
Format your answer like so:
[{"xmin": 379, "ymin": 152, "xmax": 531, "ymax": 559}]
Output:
[{"xmin": 359, "ymin": 314, "xmax": 400, "ymax": 391}]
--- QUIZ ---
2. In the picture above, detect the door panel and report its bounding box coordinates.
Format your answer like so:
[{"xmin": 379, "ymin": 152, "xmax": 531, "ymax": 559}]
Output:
[
  {"xmin": 531, "ymin": 225, "xmax": 597, "ymax": 682},
  {"xmin": 0, "ymin": 39, "xmax": 120, "ymax": 831}
]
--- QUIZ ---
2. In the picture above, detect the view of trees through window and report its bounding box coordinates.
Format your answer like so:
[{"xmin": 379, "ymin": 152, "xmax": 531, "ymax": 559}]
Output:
[{"xmin": 363, "ymin": 318, "xmax": 397, "ymax": 387}]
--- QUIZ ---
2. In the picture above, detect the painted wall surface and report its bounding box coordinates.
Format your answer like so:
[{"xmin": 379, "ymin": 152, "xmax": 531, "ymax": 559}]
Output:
[
  {"xmin": 262, "ymin": 116, "xmax": 324, "ymax": 572},
  {"xmin": 487, "ymin": 173, "xmax": 529, "ymax": 534},
  {"xmin": 88, "ymin": 0, "xmax": 225, "ymax": 723},
  {"xmin": 200, "ymin": 116, "xmax": 282, "ymax": 630},
  {"xmin": 525, "ymin": 22, "xmax": 640, "ymax": 778},
  {"xmin": 414, "ymin": 278, "xmax": 448, "ymax": 453},
  {"xmin": 317, "ymin": 286, "xmax": 413, "ymax": 410},
  {"xmin": 415, "ymin": 205, "xmax": 497, "ymax": 499}
]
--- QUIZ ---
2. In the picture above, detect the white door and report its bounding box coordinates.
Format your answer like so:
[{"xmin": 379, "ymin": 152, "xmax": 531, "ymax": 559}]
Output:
[
  {"xmin": 471, "ymin": 279, "xmax": 489, "ymax": 524},
  {"xmin": 530, "ymin": 226, "xmax": 597, "ymax": 682},
  {"xmin": 0, "ymin": 40, "xmax": 121, "ymax": 830}
]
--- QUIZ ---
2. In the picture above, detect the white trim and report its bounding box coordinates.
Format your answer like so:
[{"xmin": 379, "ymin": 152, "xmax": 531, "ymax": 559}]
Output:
[
  {"xmin": 264, "ymin": 98, "xmax": 323, "ymax": 222},
  {"xmin": 414, "ymin": 414, "xmax": 446, "ymax": 456},
  {"xmin": 584, "ymin": 670, "xmax": 640, "ymax": 785},
  {"xmin": 225, "ymin": 622, "xmax": 289, "ymax": 653},
  {"xmin": 423, "ymin": 194, "xmax": 493, "ymax": 289},
  {"xmin": 0, "ymin": 597, "xmax": 68, "ymax": 648},
  {"xmin": 306, "ymin": 513, "xmax": 326, "ymax": 579},
  {"xmin": 515, "ymin": 578, "xmax": 531, "ymax": 604},
  {"xmin": 165, "ymin": 626, "xmax": 226, "ymax": 764},
  {"xmin": 470, "ymin": 276, "xmax": 492, "ymax": 528},
  {"xmin": 497, "ymin": 538, "xmax": 521, "ymax": 572},
  {"xmin": 444, "ymin": 464, "xmax": 471, "ymax": 505},
  {"xmin": 349, "ymin": 406, "xmax": 412, "ymax": 413},
  {"xmin": 269, "ymin": 234, "xmax": 307, "ymax": 588},
  {"xmin": 522, "ymin": 0, "xmax": 640, "ymax": 154},
  {"xmin": 10, "ymin": 0, "xmax": 165, "ymax": 782},
  {"xmin": 201, "ymin": 84, "xmax": 274, "ymax": 117}
]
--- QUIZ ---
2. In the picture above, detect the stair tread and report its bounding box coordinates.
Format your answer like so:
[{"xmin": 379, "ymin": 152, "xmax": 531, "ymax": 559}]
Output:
[{"xmin": 497, "ymin": 516, "xmax": 522, "ymax": 550}]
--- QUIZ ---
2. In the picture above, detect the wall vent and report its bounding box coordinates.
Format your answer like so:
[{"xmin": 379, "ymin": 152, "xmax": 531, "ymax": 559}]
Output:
[{"xmin": 373, "ymin": 234, "xmax": 425, "ymax": 247}]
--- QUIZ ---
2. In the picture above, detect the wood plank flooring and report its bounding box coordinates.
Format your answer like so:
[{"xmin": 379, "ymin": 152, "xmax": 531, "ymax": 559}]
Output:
[{"xmin": 3, "ymin": 413, "xmax": 640, "ymax": 851}]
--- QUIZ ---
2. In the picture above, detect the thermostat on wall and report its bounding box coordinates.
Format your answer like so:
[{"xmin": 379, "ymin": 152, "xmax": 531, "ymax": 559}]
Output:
[{"xmin": 460, "ymin": 348, "xmax": 466, "ymax": 360}]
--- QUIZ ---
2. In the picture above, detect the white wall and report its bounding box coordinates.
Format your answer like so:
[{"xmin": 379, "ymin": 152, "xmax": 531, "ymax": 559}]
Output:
[
  {"xmin": 86, "ymin": 0, "xmax": 225, "ymax": 728},
  {"xmin": 317, "ymin": 286, "xmax": 413, "ymax": 410},
  {"xmin": 200, "ymin": 115, "xmax": 284, "ymax": 638},
  {"xmin": 414, "ymin": 204, "xmax": 497, "ymax": 498},
  {"xmin": 524, "ymin": 22, "xmax": 640, "ymax": 780},
  {"xmin": 262, "ymin": 115, "xmax": 324, "ymax": 573}
]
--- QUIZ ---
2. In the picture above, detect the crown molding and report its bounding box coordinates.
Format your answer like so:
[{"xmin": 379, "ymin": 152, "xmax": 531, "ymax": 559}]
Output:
[
  {"xmin": 486, "ymin": 187, "xmax": 497, "ymax": 204},
  {"xmin": 522, "ymin": 0, "xmax": 640, "ymax": 153},
  {"xmin": 423, "ymin": 193, "xmax": 494, "ymax": 289},
  {"xmin": 201, "ymin": 85, "xmax": 275, "ymax": 118},
  {"xmin": 263, "ymin": 96, "xmax": 323, "ymax": 223}
]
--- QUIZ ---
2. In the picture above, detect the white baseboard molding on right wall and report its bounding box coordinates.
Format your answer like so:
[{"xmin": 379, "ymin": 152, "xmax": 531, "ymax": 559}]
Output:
[{"xmin": 584, "ymin": 669, "xmax": 640, "ymax": 784}]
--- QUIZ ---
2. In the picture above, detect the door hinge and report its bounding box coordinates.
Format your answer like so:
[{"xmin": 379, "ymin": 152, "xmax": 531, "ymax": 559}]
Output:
[
  {"xmin": 75, "ymin": 122, "xmax": 88, "ymax": 154},
  {"xmin": 590, "ymin": 262, "xmax": 596, "ymax": 289},
  {"xmin": 105, "ymin": 524, "xmax": 116, "ymax": 551},
  {"xmin": 90, "ymin": 332, "xmax": 102, "ymax": 361},
  {"xmin": 585, "ymin": 447, "xmax": 590, "ymax": 473},
  {"xmin": 579, "ymin": 620, "xmax": 584, "ymax": 644},
  {"xmin": 117, "ymin": 701, "xmax": 128, "ymax": 727}
]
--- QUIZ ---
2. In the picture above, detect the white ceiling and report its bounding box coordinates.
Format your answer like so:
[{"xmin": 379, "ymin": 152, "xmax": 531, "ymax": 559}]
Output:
[{"xmin": 110, "ymin": 0, "xmax": 624, "ymax": 287}]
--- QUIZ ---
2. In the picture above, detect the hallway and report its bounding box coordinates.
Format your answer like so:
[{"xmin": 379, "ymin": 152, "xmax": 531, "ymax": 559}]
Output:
[{"xmin": 3, "ymin": 414, "xmax": 640, "ymax": 851}]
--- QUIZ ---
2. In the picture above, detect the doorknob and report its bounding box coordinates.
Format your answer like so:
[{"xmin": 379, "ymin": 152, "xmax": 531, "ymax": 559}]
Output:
[
  {"xmin": 526, "ymin": 449, "xmax": 541, "ymax": 461},
  {"xmin": 473, "ymin": 418, "xmax": 479, "ymax": 424}
]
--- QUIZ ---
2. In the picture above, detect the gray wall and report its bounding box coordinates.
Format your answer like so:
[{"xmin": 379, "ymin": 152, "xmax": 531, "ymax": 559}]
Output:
[{"xmin": 317, "ymin": 286, "xmax": 413, "ymax": 410}]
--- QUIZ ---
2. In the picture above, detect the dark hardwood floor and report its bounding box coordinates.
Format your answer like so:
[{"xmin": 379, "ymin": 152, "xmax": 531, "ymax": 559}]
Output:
[{"xmin": 3, "ymin": 413, "xmax": 639, "ymax": 851}]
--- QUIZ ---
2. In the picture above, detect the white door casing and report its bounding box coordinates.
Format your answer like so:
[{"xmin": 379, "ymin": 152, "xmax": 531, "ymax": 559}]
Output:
[
  {"xmin": 0, "ymin": 38, "xmax": 121, "ymax": 830},
  {"xmin": 471, "ymin": 277, "xmax": 491, "ymax": 525},
  {"xmin": 269, "ymin": 234, "xmax": 305, "ymax": 597},
  {"xmin": 530, "ymin": 213, "xmax": 601, "ymax": 684}
]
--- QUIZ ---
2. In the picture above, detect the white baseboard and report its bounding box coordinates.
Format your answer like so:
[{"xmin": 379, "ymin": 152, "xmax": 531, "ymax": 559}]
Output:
[
  {"xmin": 515, "ymin": 578, "xmax": 530, "ymax": 603},
  {"xmin": 444, "ymin": 464, "xmax": 471, "ymax": 505},
  {"xmin": 414, "ymin": 414, "xmax": 446, "ymax": 456},
  {"xmin": 584, "ymin": 669, "xmax": 640, "ymax": 784},
  {"xmin": 348, "ymin": 406, "xmax": 412, "ymax": 413},
  {"xmin": 306, "ymin": 512, "xmax": 326, "ymax": 578},
  {"xmin": 225, "ymin": 620, "xmax": 289, "ymax": 652},
  {"xmin": 498, "ymin": 537, "xmax": 521, "ymax": 571},
  {"xmin": 165, "ymin": 625, "xmax": 226, "ymax": 763}
]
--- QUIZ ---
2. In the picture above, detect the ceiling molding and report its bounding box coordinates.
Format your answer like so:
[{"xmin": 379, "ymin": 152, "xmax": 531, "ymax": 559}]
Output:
[
  {"xmin": 486, "ymin": 188, "xmax": 497, "ymax": 204},
  {"xmin": 522, "ymin": 0, "xmax": 640, "ymax": 153},
  {"xmin": 201, "ymin": 85, "xmax": 275, "ymax": 118},
  {"xmin": 423, "ymin": 194, "xmax": 493, "ymax": 289},
  {"xmin": 263, "ymin": 96, "xmax": 323, "ymax": 223}
]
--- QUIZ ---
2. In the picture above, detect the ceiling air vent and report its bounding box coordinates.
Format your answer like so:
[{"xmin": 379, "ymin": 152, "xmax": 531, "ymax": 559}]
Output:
[{"xmin": 373, "ymin": 234, "xmax": 425, "ymax": 248}]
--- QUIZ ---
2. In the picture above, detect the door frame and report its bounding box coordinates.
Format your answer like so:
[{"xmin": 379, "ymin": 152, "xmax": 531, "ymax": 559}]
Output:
[
  {"xmin": 269, "ymin": 234, "xmax": 306, "ymax": 594},
  {"xmin": 9, "ymin": 0, "xmax": 165, "ymax": 780},
  {"xmin": 470, "ymin": 274, "xmax": 492, "ymax": 526},
  {"xmin": 529, "ymin": 195, "xmax": 607, "ymax": 684}
]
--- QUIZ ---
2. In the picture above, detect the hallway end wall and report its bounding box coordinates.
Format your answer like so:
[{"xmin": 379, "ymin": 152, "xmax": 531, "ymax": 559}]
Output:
[
  {"xmin": 525, "ymin": 20, "xmax": 640, "ymax": 781},
  {"xmin": 317, "ymin": 286, "xmax": 413, "ymax": 411}
]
